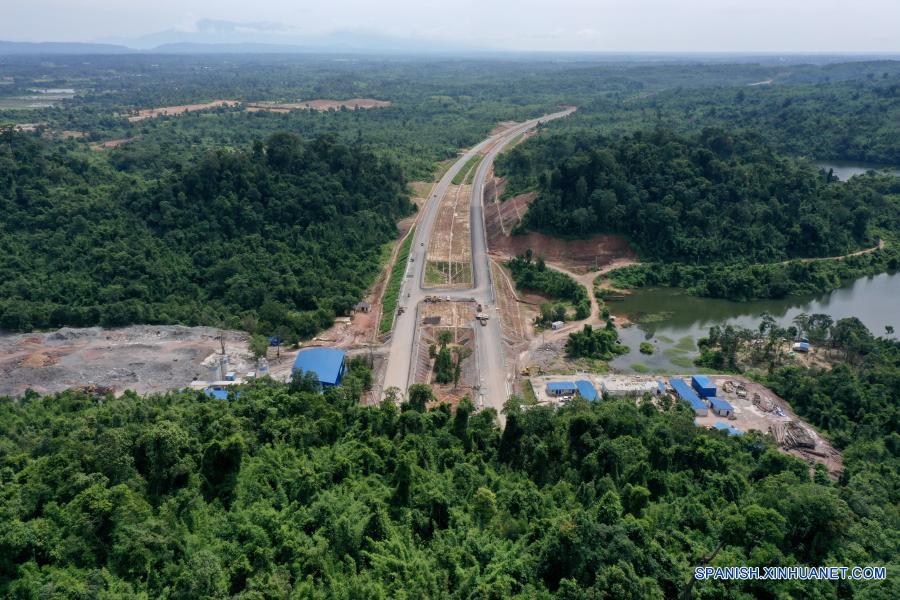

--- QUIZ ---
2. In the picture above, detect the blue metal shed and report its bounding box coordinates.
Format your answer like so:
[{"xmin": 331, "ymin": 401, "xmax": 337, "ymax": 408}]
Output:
[
  {"xmin": 546, "ymin": 381, "xmax": 577, "ymax": 396},
  {"xmin": 293, "ymin": 347, "xmax": 346, "ymax": 387},
  {"xmin": 575, "ymin": 380, "xmax": 599, "ymax": 401},
  {"xmin": 671, "ymin": 378, "xmax": 708, "ymax": 416},
  {"xmin": 204, "ymin": 387, "xmax": 230, "ymax": 400},
  {"xmin": 656, "ymin": 380, "xmax": 667, "ymax": 396},
  {"xmin": 691, "ymin": 375, "xmax": 717, "ymax": 398},
  {"xmin": 709, "ymin": 397, "xmax": 734, "ymax": 417},
  {"xmin": 713, "ymin": 421, "xmax": 744, "ymax": 436}
]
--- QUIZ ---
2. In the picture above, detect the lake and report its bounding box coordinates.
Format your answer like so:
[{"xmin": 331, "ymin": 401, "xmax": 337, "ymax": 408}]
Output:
[
  {"xmin": 815, "ymin": 161, "xmax": 900, "ymax": 181},
  {"xmin": 609, "ymin": 271, "xmax": 900, "ymax": 373}
]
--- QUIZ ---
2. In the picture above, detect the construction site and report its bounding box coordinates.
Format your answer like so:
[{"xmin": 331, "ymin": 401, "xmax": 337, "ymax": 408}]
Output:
[
  {"xmin": 0, "ymin": 325, "xmax": 295, "ymax": 398},
  {"xmin": 701, "ymin": 376, "xmax": 843, "ymax": 477},
  {"xmin": 525, "ymin": 372, "xmax": 842, "ymax": 478},
  {"xmin": 411, "ymin": 298, "xmax": 480, "ymax": 407},
  {"xmin": 424, "ymin": 179, "xmax": 475, "ymax": 287}
]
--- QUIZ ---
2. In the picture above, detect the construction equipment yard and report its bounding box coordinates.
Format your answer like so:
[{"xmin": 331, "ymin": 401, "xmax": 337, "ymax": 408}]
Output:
[{"xmin": 527, "ymin": 372, "xmax": 842, "ymax": 477}]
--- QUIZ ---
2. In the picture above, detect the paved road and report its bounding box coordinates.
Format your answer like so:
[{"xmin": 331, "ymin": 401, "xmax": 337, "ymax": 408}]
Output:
[{"xmin": 381, "ymin": 109, "xmax": 575, "ymax": 422}]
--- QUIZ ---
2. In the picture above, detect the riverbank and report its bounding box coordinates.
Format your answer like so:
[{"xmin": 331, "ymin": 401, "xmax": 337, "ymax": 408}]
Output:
[{"xmin": 608, "ymin": 271, "xmax": 899, "ymax": 373}]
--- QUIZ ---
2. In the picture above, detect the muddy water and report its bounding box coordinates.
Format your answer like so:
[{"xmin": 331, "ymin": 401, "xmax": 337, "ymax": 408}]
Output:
[
  {"xmin": 608, "ymin": 271, "xmax": 900, "ymax": 373},
  {"xmin": 815, "ymin": 161, "xmax": 900, "ymax": 181}
]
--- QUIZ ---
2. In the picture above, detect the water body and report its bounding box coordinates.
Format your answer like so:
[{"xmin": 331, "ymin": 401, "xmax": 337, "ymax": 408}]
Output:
[
  {"xmin": 815, "ymin": 161, "xmax": 900, "ymax": 181},
  {"xmin": 609, "ymin": 271, "xmax": 900, "ymax": 373}
]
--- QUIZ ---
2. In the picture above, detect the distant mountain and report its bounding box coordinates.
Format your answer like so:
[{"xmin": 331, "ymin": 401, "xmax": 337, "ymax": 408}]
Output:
[
  {"xmin": 0, "ymin": 41, "xmax": 132, "ymax": 55},
  {"xmin": 99, "ymin": 19, "xmax": 480, "ymax": 54}
]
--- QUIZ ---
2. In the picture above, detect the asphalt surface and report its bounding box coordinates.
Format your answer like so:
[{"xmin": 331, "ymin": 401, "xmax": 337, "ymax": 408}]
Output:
[{"xmin": 381, "ymin": 109, "xmax": 575, "ymax": 423}]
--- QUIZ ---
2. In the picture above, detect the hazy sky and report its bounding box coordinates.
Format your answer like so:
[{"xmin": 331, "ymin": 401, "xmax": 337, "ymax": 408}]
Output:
[{"xmin": 3, "ymin": 0, "xmax": 899, "ymax": 52}]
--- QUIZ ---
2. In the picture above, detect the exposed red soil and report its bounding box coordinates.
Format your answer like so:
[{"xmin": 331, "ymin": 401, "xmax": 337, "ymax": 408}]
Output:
[
  {"xmin": 484, "ymin": 181, "xmax": 636, "ymax": 274},
  {"xmin": 128, "ymin": 100, "xmax": 239, "ymax": 122}
]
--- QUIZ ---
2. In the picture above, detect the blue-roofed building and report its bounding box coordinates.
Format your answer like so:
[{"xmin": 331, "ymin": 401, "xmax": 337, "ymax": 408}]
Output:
[
  {"xmin": 293, "ymin": 347, "xmax": 346, "ymax": 387},
  {"xmin": 204, "ymin": 387, "xmax": 230, "ymax": 400},
  {"xmin": 793, "ymin": 342, "xmax": 811, "ymax": 353},
  {"xmin": 670, "ymin": 378, "xmax": 708, "ymax": 416},
  {"xmin": 546, "ymin": 381, "xmax": 577, "ymax": 397},
  {"xmin": 656, "ymin": 380, "xmax": 667, "ymax": 396},
  {"xmin": 713, "ymin": 421, "xmax": 744, "ymax": 436},
  {"xmin": 691, "ymin": 375, "xmax": 716, "ymax": 398},
  {"xmin": 575, "ymin": 380, "xmax": 599, "ymax": 401},
  {"xmin": 709, "ymin": 397, "xmax": 734, "ymax": 417}
]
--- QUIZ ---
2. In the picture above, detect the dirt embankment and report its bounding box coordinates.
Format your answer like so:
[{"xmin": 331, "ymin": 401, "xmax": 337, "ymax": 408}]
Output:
[{"xmin": 484, "ymin": 178, "xmax": 637, "ymax": 274}]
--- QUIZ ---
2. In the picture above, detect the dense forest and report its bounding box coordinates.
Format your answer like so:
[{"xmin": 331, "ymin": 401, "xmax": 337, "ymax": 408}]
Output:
[
  {"xmin": 499, "ymin": 127, "xmax": 900, "ymax": 300},
  {"xmin": 499, "ymin": 128, "xmax": 885, "ymax": 263},
  {"xmin": 0, "ymin": 130, "xmax": 411, "ymax": 339},
  {"xmin": 553, "ymin": 74, "xmax": 900, "ymax": 165},
  {"xmin": 0, "ymin": 343, "xmax": 897, "ymax": 597}
]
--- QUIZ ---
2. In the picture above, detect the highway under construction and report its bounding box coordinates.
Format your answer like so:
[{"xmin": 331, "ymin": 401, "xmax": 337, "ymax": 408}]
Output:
[{"xmin": 380, "ymin": 109, "xmax": 575, "ymax": 423}]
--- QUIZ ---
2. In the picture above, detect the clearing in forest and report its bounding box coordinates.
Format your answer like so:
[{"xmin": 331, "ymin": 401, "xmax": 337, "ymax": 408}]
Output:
[
  {"xmin": 127, "ymin": 100, "xmax": 240, "ymax": 121},
  {"xmin": 245, "ymin": 98, "xmax": 390, "ymax": 113}
]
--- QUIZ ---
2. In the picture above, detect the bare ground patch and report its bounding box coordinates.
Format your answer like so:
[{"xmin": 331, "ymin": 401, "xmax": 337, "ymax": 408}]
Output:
[
  {"xmin": 701, "ymin": 375, "xmax": 843, "ymax": 478},
  {"xmin": 0, "ymin": 325, "xmax": 302, "ymax": 397},
  {"xmin": 245, "ymin": 98, "xmax": 390, "ymax": 113},
  {"xmin": 127, "ymin": 100, "xmax": 240, "ymax": 122},
  {"xmin": 90, "ymin": 136, "xmax": 139, "ymax": 150}
]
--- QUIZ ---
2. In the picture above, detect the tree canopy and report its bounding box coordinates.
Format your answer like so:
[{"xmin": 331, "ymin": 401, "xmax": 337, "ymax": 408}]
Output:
[
  {"xmin": 499, "ymin": 128, "xmax": 884, "ymax": 265},
  {"xmin": 0, "ymin": 350, "xmax": 897, "ymax": 597},
  {"xmin": 0, "ymin": 130, "xmax": 411, "ymax": 339}
]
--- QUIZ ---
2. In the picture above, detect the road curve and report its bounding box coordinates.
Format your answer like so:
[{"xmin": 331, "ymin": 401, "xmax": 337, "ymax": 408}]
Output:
[{"xmin": 381, "ymin": 109, "xmax": 575, "ymax": 422}]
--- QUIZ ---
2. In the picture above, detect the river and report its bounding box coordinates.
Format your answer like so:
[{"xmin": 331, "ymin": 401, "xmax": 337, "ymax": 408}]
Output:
[
  {"xmin": 815, "ymin": 161, "xmax": 900, "ymax": 181},
  {"xmin": 609, "ymin": 271, "xmax": 900, "ymax": 373}
]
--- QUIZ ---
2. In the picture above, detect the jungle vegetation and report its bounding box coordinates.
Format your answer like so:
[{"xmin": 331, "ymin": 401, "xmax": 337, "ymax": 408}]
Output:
[
  {"xmin": 0, "ymin": 130, "xmax": 411, "ymax": 340},
  {"xmin": 0, "ymin": 344, "xmax": 897, "ymax": 597},
  {"xmin": 499, "ymin": 128, "xmax": 900, "ymax": 300},
  {"xmin": 507, "ymin": 251, "xmax": 591, "ymax": 323}
]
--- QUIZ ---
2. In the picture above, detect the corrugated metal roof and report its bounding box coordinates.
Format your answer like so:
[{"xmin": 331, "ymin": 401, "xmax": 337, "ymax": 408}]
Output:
[
  {"xmin": 575, "ymin": 380, "xmax": 599, "ymax": 401},
  {"xmin": 293, "ymin": 347, "xmax": 346, "ymax": 386},
  {"xmin": 547, "ymin": 381, "xmax": 577, "ymax": 392},
  {"xmin": 692, "ymin": 375, "xmax": 712, "ymax": 388},
  {"xmin": 204, "ymin": 388, "xmax": 230, "ymax": 400},
  {"xmin": 671, "ymin": 378, "xmax": 708, "ymax": 412},
  {"xmin": 709, "ymin": 397, "xmax": 734, "ymax": 412},
  {"xmin": 713, "ymin": 421, "xmax": 744, "ymax": 436}
]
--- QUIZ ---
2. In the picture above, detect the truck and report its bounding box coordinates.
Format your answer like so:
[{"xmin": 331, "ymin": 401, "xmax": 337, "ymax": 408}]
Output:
[{"xmin": 476, "ymin": 312, "xmax": 489, "ymax": 326}]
